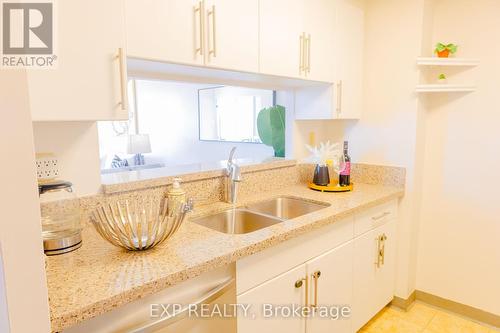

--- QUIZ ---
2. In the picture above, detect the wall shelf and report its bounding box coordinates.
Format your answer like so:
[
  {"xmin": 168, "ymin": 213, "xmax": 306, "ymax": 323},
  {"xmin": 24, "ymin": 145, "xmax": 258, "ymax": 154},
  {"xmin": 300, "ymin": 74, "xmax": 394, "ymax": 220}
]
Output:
[
  {"xmin": 416, "ymin": 57, "xmax": 479, "ymax": 66},
  {"xmin": 416, "ymin": 84, "xmax": 476, "ymax": 93}
]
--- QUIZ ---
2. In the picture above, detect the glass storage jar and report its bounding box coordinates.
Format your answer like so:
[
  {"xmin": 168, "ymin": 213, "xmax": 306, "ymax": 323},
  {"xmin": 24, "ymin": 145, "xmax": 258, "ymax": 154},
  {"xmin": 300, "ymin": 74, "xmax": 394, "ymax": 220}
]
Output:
[{"xmin": 39, "ymin": 181, "xmax": 82, "ymax": 255}]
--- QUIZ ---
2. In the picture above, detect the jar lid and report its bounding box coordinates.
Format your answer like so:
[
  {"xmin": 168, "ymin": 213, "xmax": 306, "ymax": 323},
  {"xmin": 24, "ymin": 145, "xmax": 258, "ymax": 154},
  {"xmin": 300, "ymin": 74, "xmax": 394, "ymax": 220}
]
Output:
[{"xmin": 39, "ymin": 180, "xmax": 73, "ymax": 195}]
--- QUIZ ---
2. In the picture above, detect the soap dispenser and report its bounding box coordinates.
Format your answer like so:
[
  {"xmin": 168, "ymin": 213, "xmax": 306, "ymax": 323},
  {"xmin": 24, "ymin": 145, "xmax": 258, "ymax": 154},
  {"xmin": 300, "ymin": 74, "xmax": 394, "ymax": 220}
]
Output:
[{"xmin": 167, "ymin": 178, "xmax": 186, "ymax": 215}]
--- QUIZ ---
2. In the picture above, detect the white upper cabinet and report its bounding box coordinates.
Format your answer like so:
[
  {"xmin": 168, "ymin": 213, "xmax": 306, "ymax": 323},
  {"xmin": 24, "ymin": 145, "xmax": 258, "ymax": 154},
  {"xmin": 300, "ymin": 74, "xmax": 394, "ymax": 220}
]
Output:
[
  {"xmin": 335, "ymin": 0, "xmax": 364, "ymax": 119},
  {"xmin": 126, "ymin": 0, "xmax": 258, "ymax": 72},
  {"xmin": 295, "ymin": 0, "xmax": 364, "ymax": 120},
  {"xmin": 29, "ymin": 0, "xmax": 128, "ymax": 121},
  {"xmin": 259, "ymin": 0, "xmax": 335, "ymax": 82},
  {"xmin": 204, "ymin": 0, "xmax": 259, "ymax": 72},
  {"xmin": 125, "ymin": 0, "xmax": 204, "ymax": 66},
  {"xmin": 259, "ymin": 0, "xmax": 304, "ymax": 79},
  {"xmin": 302, "ymin": 0, "xmax": 336, "ymax": 82}
]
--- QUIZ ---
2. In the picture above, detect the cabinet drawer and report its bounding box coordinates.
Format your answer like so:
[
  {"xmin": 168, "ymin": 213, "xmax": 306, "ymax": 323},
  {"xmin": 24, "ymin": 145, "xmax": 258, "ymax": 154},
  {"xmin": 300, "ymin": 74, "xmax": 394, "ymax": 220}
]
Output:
[
  {"xmin": 354, "ymin": 199, "xmax": 397, "ymax": 237},
  {"xmin": 236, "ymin": 216, "xmax": 354, "ymax": 295}
]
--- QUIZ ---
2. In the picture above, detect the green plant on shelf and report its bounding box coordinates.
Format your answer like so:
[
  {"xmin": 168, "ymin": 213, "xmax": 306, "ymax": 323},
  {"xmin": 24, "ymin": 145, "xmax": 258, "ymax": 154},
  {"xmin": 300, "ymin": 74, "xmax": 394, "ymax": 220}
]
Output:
[{"xmin": 434, "ymin": 43, "xmax": 458, "ymax": 58}]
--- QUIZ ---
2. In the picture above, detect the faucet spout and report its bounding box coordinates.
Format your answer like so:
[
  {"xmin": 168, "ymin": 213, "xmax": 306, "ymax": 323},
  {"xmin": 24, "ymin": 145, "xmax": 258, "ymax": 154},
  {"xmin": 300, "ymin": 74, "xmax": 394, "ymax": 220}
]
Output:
[{"xmin": 225, "ymin": 147, "xmax": 242, "ymax": 204}]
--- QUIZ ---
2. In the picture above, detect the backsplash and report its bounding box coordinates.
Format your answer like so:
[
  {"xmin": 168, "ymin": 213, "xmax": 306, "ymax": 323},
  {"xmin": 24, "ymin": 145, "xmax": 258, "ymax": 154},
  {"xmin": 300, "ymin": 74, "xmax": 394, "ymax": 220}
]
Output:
[
  {"xmin": 297, "ymin": 163, "xmax": 406, "ymax": 188},
  {"xmin": 41, "ymin": 161, "xmax": 405, "ymax": 227}
]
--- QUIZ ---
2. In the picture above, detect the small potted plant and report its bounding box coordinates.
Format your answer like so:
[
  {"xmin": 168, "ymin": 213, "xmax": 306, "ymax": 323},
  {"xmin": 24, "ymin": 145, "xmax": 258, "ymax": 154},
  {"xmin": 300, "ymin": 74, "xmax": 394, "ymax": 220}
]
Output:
[
  {"xmin": 434, "ymin": 43, "xmax": 458, "ymax": 58},
  {"xmin": 437, "ymin": 73, "xmax": 447, "ymax": 84}
]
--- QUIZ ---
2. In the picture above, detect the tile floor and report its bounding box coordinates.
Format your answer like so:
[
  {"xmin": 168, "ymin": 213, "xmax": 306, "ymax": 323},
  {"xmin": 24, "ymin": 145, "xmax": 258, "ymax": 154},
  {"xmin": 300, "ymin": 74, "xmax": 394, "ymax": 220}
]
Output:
[{"xmin": 358, "ymin": 302, "xmax": 499, "ymax": 333}]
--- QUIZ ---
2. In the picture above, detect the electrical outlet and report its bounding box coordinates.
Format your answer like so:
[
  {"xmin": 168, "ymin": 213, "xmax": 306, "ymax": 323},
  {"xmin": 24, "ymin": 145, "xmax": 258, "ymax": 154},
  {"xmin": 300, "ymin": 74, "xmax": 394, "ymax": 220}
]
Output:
[{"xmin": 35, "ymin": 153, "xmax": 59, "ymax": 183}]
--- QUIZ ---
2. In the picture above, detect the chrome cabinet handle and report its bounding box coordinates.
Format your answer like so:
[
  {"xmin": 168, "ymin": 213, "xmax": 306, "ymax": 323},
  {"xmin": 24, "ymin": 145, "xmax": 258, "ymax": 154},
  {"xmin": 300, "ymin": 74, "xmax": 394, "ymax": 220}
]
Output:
[
  {"xmin": 336, "ymin": 80, "xmax": 343, "ymax": 116},
  {"xmin": 207, "ymin": 5, "xmax": 216, "ymax": 58},
  {"xmin": 372, "ymin": 211, "xmax": 390, "ymax": 221},
  {"xmin": 127, "ymin": 278, "xmax": 234, "ymax": 333},
  {"xmin": 117, "ymin": 48, "xmax": 128, "ymax": 111},
  {"xmin": 193, "ymin": 1, "xmax": 204, "ymax": 56}
]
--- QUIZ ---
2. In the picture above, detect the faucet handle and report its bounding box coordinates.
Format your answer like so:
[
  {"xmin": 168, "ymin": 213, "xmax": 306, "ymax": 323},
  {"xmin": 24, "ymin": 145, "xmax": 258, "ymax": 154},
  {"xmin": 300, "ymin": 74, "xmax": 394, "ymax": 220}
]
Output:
[
  {"xmin": 232, "ymin": 164, "xmax": 242, "ymax": 182},
  {"xmin": 183, "ymin": 198, "xmax": 194, "ymax": 213}
]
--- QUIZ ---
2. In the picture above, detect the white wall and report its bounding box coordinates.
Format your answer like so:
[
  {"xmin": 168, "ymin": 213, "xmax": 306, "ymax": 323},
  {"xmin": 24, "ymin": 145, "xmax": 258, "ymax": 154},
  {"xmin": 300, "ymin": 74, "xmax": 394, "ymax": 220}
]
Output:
[
  {"xmin": 133, "ymin": 79, "xmax": 275, "ymax": 165},
  {"xmin": 33, "ymin": 122, "xmax": 102, "ymax": 196},
  {"xmin": 293, "ymin": 120, "xmax": 347, "ymax": 160},
  {"xmin": 416, "ymin": 0, "xmax": 500, "ymax": 315},
  {"xmin": 0, "ymin": 71, "xmax": 51, "ymax": 332},
  {"xmin": 344, "ymin": 0, "xmax": 429, "ymax": 299}
]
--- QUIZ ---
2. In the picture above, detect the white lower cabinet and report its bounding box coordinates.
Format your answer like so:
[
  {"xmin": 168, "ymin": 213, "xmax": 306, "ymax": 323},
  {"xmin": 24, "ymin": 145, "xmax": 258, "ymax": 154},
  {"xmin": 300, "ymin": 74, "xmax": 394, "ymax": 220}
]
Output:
[
  {"xmin": 237, "ymin": 264, "xmax": 307, "ymax": 333},
  {"xmin": 306, "ymin": 241, "xmax": 354, "ymax": 333},
  {"xmin": 237, "ymin": 242, "xmax": 353, "ymax": 333},
  {"xmin": 236, "ymin": 200, "xmax": 398, "ymax": 333},
  {"xmin": 352, "ymin": 219, "xmax": 397, "ymax": 332}
]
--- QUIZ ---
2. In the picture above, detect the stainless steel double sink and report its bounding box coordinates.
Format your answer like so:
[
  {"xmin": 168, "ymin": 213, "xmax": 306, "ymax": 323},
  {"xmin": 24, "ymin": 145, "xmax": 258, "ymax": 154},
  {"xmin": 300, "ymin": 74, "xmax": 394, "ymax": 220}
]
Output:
[{"xmin": 192, "ymin": 196, "xmax": 330, "ymax": 235}]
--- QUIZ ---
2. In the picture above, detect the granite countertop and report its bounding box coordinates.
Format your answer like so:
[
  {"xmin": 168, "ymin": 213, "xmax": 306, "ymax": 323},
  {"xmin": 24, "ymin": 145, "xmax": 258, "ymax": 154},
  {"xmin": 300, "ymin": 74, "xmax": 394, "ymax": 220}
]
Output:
[{"xmin": 46, "ymin": 182, "xmax": 404, "ymax": 332}]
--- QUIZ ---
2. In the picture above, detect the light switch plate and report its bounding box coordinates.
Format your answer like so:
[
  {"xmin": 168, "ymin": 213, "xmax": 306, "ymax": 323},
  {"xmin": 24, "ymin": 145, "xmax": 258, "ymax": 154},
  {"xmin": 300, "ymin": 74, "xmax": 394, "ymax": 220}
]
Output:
[{"xmin": 35, "ymin": 153, "xmax": 59, "ymax": 182}]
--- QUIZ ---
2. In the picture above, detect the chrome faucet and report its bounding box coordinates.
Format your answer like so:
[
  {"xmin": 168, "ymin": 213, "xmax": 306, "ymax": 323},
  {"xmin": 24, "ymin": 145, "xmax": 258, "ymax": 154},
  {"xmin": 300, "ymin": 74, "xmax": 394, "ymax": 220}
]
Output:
[{"xmin": 225, "ymin": 147, "xmax": 242, "ymax": 204}]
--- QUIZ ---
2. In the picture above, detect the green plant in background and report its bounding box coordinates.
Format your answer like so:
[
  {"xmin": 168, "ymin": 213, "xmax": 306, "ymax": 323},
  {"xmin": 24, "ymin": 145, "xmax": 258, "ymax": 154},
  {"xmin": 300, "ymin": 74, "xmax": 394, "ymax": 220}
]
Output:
[
  {"xmin": 257, "ymin": 105, "xmax": 286, "ymax": 157},
  {"xmin": 438, "ymin": 73, "xmax": 447, "ymax": 80}
]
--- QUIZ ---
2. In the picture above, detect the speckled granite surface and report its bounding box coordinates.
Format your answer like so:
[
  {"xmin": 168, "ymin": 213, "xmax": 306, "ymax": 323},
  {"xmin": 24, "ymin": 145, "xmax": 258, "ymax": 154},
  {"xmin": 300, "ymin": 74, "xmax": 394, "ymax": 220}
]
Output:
[
  {"xmin": 44, "ymin": 161, "xmax": 405, "ymax": 331},
  {"xmin": 101, "ymin": 158, "xmax": 297, "ymax": 194},
  {"xmin": 46, "ymin": 181, "xmax": 404, "ymax": 332}
]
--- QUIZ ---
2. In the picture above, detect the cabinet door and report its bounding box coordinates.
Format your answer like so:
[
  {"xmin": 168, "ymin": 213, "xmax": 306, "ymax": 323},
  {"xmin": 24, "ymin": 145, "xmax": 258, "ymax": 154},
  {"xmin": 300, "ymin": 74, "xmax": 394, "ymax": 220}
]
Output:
[
  {"xmin": 335, "ymin": 0, "xmax": 364, "ymax": 119},
  {"xmin": 204, "ymin": 0, "xmax": 258, "ymax": 73},
  {"xmin": 29, "ymin": 0, "xmax": 127, "ymax": 121},
  {"xmin": 306, "ymin": 241, "xmax": 353, "ymax": 333},
  {"xmin": 125, "ymin": 0, "xmax": 204, "ymax": 66},
  {"xmin": 303, "ymin": 0, "xmax": 336, "ymax": 83},
  {"xmin": 237, "ymin": 264, "xmax": 306, "ymax": 333},
  {"xmin": 259, "ymin": 0, "xmax": 304, "ymax": 79},
  {"xmin": 352, "ymin": 219, "xmax": 396, "ymax": 331}
]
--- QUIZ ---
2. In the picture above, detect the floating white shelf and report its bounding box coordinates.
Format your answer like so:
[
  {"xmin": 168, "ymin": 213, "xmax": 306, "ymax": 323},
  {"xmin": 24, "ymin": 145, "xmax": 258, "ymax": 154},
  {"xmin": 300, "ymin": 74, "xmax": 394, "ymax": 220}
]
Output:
[
  {"xmin": 415, "ymin": 84, "xmax": 476, "ymax": 93},
  {"xmin": 416, "ymin": 57, "xmax": 480, "ymax": 66}
]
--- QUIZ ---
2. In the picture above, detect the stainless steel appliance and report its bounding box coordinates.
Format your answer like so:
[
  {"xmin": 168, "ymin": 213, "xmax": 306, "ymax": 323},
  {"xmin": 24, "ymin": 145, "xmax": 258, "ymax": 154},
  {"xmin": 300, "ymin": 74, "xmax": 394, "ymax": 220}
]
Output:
[
  {"xmin": 39, "ymin": 181, "xmax": 82, "ymax": 255},
  {"xmin": 63, "ymin": 265, "xmax": 236, "ymax": 333}
]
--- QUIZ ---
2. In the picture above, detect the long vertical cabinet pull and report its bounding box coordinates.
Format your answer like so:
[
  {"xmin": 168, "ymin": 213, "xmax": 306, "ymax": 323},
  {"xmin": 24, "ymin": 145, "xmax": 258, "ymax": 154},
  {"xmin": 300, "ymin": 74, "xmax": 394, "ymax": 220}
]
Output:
[
  {"xmin": 375, "ymin": 235, "xmax": 382, "ymax": 268},
  {"xmin": 295, "ymin": 275, "xmax": 310, "ymax": 314},
  {"xmin": 375, "ymin": 234, "xmax": 388, "ymax": 268},
  {"xmin": 311, "ymin": 270, "xmax": 321, "ymax": 311},
  {"xmin": 117, "ymin": 48, "xmax": 128, "ymax": 111},
  {"xmin": 336, "ymin": 80, "xmax": 343, "ymax": 117},
  {"xmin": 193, "ymin": 1, "xmax": 204, "ymax": 56},
  {"xmin": 305, "ymin": 34, "xmax": 311, "ymax": 73},
  {"xmin": 380, "ymin": 234, "xmax": 387, "ymax": 265},
  {"xmin": 299, "ymin": 33, "xmax": 305, "ymax": 74},
  {"xmin": 299, "ymin": 32, "xmax": 311, "ymax": 76},
  {"xmin": 207, "ymin": 5, "xmax": 217, "ymax": 59}
]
